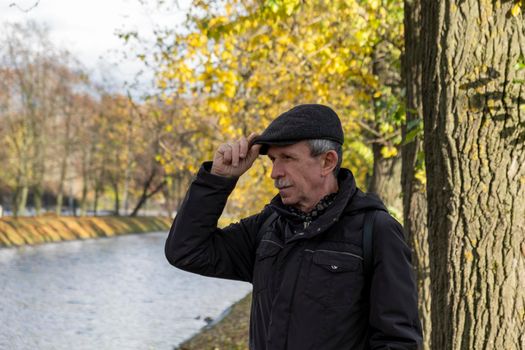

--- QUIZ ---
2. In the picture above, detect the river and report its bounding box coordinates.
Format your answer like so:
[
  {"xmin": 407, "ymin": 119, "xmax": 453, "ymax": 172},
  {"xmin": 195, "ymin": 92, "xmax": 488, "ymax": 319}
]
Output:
[{"xmin": 0, "ymin": 232, "xmax": 252, "ymax": 350}]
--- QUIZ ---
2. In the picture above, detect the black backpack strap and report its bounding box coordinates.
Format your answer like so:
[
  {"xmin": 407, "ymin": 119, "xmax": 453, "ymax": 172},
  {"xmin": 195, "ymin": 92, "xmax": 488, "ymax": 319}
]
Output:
[
  {"xmin": 363, "ymin": 210, "xmax": 378, "ymax": 295},
  {"xmin": 256, "ymin": 211, "xmax": 279, "ymax": 243}
]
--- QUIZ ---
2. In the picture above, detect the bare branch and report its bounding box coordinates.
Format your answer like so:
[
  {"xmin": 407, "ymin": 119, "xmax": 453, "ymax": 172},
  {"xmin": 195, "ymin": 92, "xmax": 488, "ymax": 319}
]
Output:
[{"xmin": 9, "ymin": 1, "xmax": 40, "ymax": 12}]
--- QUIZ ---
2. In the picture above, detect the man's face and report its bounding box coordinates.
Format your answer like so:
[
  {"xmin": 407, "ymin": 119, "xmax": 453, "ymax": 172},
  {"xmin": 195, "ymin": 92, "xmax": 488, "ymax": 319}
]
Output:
[{"xmin": 267, "ymin": 141, "xmax": 325, "ymax": 211}]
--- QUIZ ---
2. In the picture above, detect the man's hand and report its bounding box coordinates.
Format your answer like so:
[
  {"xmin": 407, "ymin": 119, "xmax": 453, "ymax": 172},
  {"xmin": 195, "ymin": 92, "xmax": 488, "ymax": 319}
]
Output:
[{"xmin": 211, "ymin": 133, "xmax": 261, "ymax": 178}]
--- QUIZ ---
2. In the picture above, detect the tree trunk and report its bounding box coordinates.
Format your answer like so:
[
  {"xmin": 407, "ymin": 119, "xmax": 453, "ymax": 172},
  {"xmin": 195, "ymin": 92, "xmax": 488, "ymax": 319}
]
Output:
[
  {"xmin": 368, "ymin": 145, "xmax": 402, "ymax": 216},
  {"xmin": 368, "ymin": 38, "xmax": 403, "ymax": 217},
  {"xmin": 93, "ymin": 170, "xmax": 104, "ymax": 217},
  {"xmin": 421, "ymin": 1, "xmax": 525, "ymax": 348},
  {"xmin": 15, "ymin": 184, "xmax": 28, "ymax": 217},
  {"xmin": 56, "ymin": 160, "xmax": 67, "ymax": 216},
  {"xmin": 93, "ymin": 184, "xmax": 100, "ymax": 216},
  {"xmin": 130, "ymin": 178, "xmax": 166, "ymax": 217},
  {"xmin": 122, "ymin": 166, "xmax": 131, "ymax": 216},
  {"xmin": 56, "ymin": 192, "xmax": 64, "ymax": 216},
  {"xmin": 402, "ymin": 0, "xmax": 431, "ymax": 348},
  {"xmin": 79, "ymin": 150, "xmax": 91, "ymax": 216},
  {"xmin": 122, "ymin": 116, "xmax": 134, "ymax": 216},
  {"xmin": 30, "ymin": 103, "xmax": 46, "ymax": 216},
  {"xmin": 56, "ymin": 105, "xmax": 73, "ymax": 216},
  {"xmin": 113, "ymin": 180, "xmax": 120, "ymax": 216},
  {"xmin": 33, "ymin": 184, "xmax": 43, "ymax": 216},
  {"xmin": 68, "ymin": 179, "xmax": 75, "ymax": 216},
  {"xmin": 80, "ymin": 176, "xmax": 88, "ymax": 216},
  {"xmin": 129, "ymin": 159, "xmax": 167, "ymax": 217}
]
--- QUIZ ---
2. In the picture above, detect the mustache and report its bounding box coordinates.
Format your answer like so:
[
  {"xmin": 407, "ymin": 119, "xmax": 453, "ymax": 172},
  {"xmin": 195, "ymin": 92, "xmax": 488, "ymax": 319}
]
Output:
[{"xmin": 274, "ymin": 178, "xmax": 292, "ymax": 189}]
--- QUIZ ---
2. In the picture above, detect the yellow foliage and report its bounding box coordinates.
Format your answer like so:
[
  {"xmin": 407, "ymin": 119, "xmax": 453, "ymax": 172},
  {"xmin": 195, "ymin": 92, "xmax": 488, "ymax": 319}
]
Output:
[
  {"xmin": 381, "ymin": 146, "xmax": 398, "ymax": 158},
  {"xmin": 226, "ymin": 159, "xmax": 276, "ymax": 218},
  {"xmin": 415, "ymin": 168, "xmax": 427, "ymax": 185},
  {"xmin": 511, "ymin": 1, "xmax": 522, "ymax": 17},
  {"xmin": 145, "ymin": 0, "xmax": 404, "ymax": 216},
  {"xmin": 210, "ymin": 100, "xmax": 230, "ymax": 113},
  {"xmin": 187, "ymin": 33, "xmax": 208, "ymax": 48}
]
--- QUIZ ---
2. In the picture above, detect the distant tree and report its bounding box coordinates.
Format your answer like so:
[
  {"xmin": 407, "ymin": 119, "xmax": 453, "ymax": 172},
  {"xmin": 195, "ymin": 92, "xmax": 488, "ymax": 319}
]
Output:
[
  {"xmin": 52, "ymin": 62, "xmax": 89, "ymax": 216},
  {"xmin": 128, "ymin": 100, "xmax": 174, "ymax": 217},
  {"xmin": 0, "ymin": 22, "xmax": 56, "ymax": 215},
  {"xmin": 0, "ymin": 21, "xmax": 93, "ymax": 216}
]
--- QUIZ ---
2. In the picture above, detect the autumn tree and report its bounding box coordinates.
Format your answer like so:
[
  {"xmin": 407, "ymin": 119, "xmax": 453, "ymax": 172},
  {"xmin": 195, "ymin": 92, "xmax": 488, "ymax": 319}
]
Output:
[
  {"xmin": 0, "ymin": 21, "xmax": 60, "ymax": 215},
  {"xmin": 128, "ymin": 100, "xmax": 173, "ymax": 217},
  {"xmin": 0, "ymin": 21, "xmax": 173, "ymax": 217},
  {"xmin": 75, "ymin": 93, "xmax": 99, "ymax": 216},
  {"xmin": 50, "ymin": 62, "xmax": 90, "ymax": 215},
  {"xmin": 129, "ymin": 0, "xmax": 407, "ymax": 217},
  {"xmin": 421, "ymin": 1, "xmax": 525, "ymax": 348}
]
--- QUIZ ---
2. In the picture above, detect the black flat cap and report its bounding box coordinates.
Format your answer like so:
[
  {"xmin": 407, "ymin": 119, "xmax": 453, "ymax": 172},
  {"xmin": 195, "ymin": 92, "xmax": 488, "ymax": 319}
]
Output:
[{"xmin": 253, "ymin": 104, "xmax": 344, "ymax": 154}]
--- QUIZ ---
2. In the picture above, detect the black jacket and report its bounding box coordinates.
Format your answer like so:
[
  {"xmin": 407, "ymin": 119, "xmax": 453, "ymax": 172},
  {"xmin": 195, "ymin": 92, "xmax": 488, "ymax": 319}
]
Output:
[{"xmin": 165, "ymin": 162, "xmax": 423, "ymax": 349}]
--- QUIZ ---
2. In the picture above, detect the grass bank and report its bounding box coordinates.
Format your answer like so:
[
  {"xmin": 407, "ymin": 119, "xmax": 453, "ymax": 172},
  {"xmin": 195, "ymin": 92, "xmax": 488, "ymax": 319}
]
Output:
[
  {"xmin": 177, "ymin": 293, "xmax": 252, "ymax": 350},
  {"xmin": 0, "ymin": 216, "xmax": 172, "ymax": 247}
]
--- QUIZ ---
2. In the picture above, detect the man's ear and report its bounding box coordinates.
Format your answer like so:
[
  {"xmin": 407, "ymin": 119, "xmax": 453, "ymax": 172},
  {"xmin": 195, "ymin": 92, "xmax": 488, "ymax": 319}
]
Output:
[{"xmin": 321, "ymin": 150, "xmax": 338, "ymax": 176}]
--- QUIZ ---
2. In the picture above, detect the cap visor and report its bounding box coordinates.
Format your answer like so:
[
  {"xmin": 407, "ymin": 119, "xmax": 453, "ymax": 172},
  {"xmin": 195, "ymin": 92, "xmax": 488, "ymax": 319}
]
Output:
[{"xmin": 253, "ymin": 140, "xmax": 297, "ymax": 155}]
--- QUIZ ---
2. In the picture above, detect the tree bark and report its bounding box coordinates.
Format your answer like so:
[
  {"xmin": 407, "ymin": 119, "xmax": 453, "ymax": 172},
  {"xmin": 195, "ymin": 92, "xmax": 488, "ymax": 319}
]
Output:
[
  {"xmin": 112, "ymin": 179, "xmax": 120, "ymax": 216},
  {"xmin": 56, "ymin": 161, "xmax": 67, "ymax": 216},
  {"xmin": 93, "ymin": 182, "xmax": 101, "ymax": 216},
  {"xmin": 402, "ymin": 0, "xmax": 431, "ymax": 348},
  {"xmin": 421, "ymin": 1, "xmax": 525, "ymax": 348},
  {"xmin": 15, "ymin": 184, "xmax": 28, "ymax": 217},
  {"xmin": 79, "ymin": 149, "xmax": 91, "ymax": 216},
  {"xmin": 368, "ymin": 38, "xmax": 404, "ymax": 216},
  {"xmin": 368, "ymin": 145, "xmax": 402, "ymax": 216},
  {"xmin": 32, "ymin": 183, "xmax": 43, "ymax": 215},
  {"xmin": 80, "ymin": 179, "xmax": 88, "ymax": 216}
]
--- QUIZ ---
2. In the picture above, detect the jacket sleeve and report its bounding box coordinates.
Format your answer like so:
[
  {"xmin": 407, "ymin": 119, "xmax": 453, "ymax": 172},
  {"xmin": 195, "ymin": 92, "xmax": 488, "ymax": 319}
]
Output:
[
  {"xmin": 368, "ymin": 211, "xmax": 423, "ymax": 350},
  {"xmin": 165, "ymin": 162, "xmax": 268, "ymax": 283}
]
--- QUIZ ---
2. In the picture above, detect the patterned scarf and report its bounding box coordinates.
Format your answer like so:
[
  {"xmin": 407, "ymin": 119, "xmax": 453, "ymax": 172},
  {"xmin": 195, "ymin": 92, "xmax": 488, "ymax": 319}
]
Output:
[{"xmin": 287, "ymin": 192, "xmax": 338, "ymax": 228}]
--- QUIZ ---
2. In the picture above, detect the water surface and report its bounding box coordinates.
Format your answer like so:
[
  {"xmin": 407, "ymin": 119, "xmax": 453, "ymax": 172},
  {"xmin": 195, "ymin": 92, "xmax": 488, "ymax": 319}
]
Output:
[{"xmin": 0, "ymin": 232, "xmax": 252, "ymax": 349}]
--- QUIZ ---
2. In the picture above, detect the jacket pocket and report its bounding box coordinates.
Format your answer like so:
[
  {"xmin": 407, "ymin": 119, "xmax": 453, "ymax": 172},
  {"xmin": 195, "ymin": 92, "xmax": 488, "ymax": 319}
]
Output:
[
  {"xmin": 304, "ymin": 249, "xmax": 363, "ymax": 307},
  {"xmin": 252, "ymin": 240, "xmax": 282, "ymax": 293}
]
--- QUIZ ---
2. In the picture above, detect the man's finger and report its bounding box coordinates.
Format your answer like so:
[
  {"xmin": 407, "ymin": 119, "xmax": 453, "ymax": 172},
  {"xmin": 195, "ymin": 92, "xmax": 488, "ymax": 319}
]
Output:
[
  {"xmin": 220, "ymin": 143, "xmax": 232, "ymax": 165},
  {"xmin": 247, "ymin": 132, "xmax": 259, "ymax": 147},
  {"xmin": 247, "ymin": 144, "xmax": 261, "ymax": 162},
  {"xmin": 239, "ymin": 137, "xmax": 248, "ymax": 158},
  {"xmin": 231, "ymin": 141, "xmax": 240, "ymax": 167}
]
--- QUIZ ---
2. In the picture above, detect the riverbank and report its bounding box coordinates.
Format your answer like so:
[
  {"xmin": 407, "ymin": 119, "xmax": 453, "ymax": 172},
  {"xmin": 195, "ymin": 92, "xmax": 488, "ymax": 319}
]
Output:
[
  {"xmin": 177, "ymin": 292, "xmax": 252, "ymax": 350},
  {"xmin": 0, "ymin": 216, "xmax": 172, "ymax": 247}
]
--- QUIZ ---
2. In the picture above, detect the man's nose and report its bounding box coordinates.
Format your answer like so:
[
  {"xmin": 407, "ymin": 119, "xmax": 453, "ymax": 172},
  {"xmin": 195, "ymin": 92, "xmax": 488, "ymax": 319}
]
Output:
[{"xmin": 271, "ymin": 162, "xmax": 284, "ymax": 179}]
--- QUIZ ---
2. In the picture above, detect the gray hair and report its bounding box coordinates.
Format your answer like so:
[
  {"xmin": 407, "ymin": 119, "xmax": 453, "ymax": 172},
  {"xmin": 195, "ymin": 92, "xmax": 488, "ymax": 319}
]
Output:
[{"xmin": 307, "ymin": 139, "xmax": 343, "ymax": 176}]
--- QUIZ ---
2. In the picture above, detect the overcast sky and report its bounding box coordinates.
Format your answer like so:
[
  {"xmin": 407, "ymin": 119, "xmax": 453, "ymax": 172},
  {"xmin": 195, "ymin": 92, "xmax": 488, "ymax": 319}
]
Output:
[{"xmin": 1, "ymin": 0, "xmax": 190, "ymax": 92}]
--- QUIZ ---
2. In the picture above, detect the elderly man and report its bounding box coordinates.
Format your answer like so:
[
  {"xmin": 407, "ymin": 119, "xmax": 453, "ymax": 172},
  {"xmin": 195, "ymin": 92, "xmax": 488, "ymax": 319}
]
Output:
[{"xmin": 165, "ymin": 104, "xmax": 423, "ymax": 349}]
